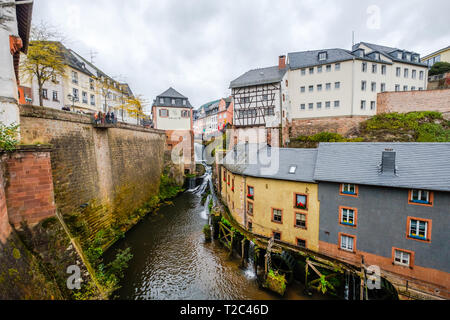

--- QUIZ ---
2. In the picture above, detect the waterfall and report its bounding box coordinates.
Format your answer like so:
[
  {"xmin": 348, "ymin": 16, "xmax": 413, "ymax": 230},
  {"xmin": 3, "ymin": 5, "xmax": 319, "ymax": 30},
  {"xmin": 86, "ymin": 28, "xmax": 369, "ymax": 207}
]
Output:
[
  {"xmin": 202, "ymin": 194, "xmax": 211, "ymax": 220},
  {"xmin": 244, "ymin": 241, "xmax": 256, "ymax": 279},
  {"xmin": 194, "ymin": 143, "xmax": 205, "ymax": 163}
]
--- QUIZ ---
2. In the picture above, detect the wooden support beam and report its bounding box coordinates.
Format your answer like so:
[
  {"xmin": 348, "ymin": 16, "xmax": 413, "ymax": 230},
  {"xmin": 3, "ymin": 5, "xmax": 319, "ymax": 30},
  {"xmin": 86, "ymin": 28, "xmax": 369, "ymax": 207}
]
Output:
[
  {"xmin": 305, "ymin": 258, "xmax": 309, "ymax": 290},
  {"xmin": 307, "ymin": 260, "xmax": 323, "ymax": 278}
]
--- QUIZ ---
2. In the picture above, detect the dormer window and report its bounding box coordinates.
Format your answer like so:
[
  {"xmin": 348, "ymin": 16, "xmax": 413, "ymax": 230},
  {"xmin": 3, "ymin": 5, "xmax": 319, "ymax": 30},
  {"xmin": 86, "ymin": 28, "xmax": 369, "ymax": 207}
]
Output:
[
  {"xmin": 289, "ymin": 165, "xmax": 297, "ymax": 174},
  {"xmin": 159, "ymin": 97, "xmax": 164, "ymax": 104},
  {"xmin": 318, "ymin": 51, "xmax": 327, "ymax": 61},
  {"xmin": 171, "ymin": 99, "xmax": 176, "ymax": 104},
  {"xmin": 397, "ymin": 52, "xmax": 402, "ymax": 59},
  {"xmin": 183, "ymin": 100, "xmax": 186, "ymax": 106},
  {"xmin": 374, "ymin": 52, "xmax": 380, "ymax": 60}
]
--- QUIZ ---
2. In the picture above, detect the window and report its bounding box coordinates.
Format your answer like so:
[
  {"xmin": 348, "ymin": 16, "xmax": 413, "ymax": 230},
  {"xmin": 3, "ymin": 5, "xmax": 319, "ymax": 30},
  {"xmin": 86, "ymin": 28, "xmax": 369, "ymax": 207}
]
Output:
[
  {"xmin": 395, "ymin": 84, "xmax": 400, "ymax": 92},
  {"xmin": 419, "ymin": 71, "xmax": 424, "ymax": 80},
  {"xmin": 326, "ymin": 65, "xmax": 331, "ymax": 72},
  {"xmin": 272, "ymin": 208, "xmax": 282, "ymax": 223},
  {"xmin": 340, "ymin": 207, "xmax": 357, "ymax": 227},
  {"xmin": 361, "ymin": 81, "xmax": 366, "ymax": 91},
  {"xmin": 319, "ymin": 52, "xmax": 327, "ymax": 61},
  {"xmin": 372, "ymin": 64, "xmax": 377, "ymax": 73},
  {"xmin": 396, "ymin": 67, "xmax": 401, "ymax": 77},
  {"xmin": 362, "ymin": 62, "xmax": 367, "ymax": 72},
  {"xmin": 72, "ymin": 71, "xmax": 78, "ymax": 84},
  {"xmin": 309, "ymin": 85, "xmax": 314, "ymax": 92},
  {"xmin": 247, "ymin": 201, "xmax": 253, "ymax": 215},
  {"xmin": 308, "ymin": 103, "xmax": 313, "ymax": 110},
  {"xmin": 381, "ymin": 65, "xmax": 386, "ymax": 75},
  {"xmin": 273, "ymin": 232, "xmax": 281, "ymax": 241},
  {"xmin": 394, "ymin": 249, "xmax": 412, "ymax": 267},
  {"xmin": 227, "ymin": 175, "xmax": 230, "ymax": 186},
  {"xmin": 411, "ymin": 86, "xmax": 416, "ymax": 91},
  {"xmin": 335, "ymin": 82, "xmax": 340, "ymax": 89},
  {"xmin": 289, "ymin": 165, "xmax": 297, "ymax": 174},
  {"xmin": 183, "ymin": 100, "xmax": 187, "ymax": 106},
  {"xmin": 334, "ymin": 100, "xmax": 340, "ymax": 108},
  {"xmin": 326, "ymin": 83, "xmax": 331, "ymax": 91},
  {"xmin": 340, "ymin": 234, "xmax": 355, "ymax": 252},
  {"xmin": 247, "ymin": 186, "xmax": 254, "ymax": 200},
  {"xmin": 409, "ymin": 189, "xmax": 433, "ymax": 206},
  {"xmin": 159, "ymin": 109, "xmax": 169, "ymax": 117},
  {"xmin": 89, "ymin": 78, "xmax": 94, "ymax": 90},
  {"xmin": 300, "ymin": 86, "xmax": 305, "ymax": 93},
  {"xmin": 294, "ymin": 193, "xmax": 307, "ymax": 210},
  {"xmin": 317, "ymin": 102, "xmax": 322, "ymax": 109},
  {"xmin": 404, "ymin": 68, "xmax": 409, "ymax": 78},
  {"xmin": 295, "ymin": 213, "xmax": 306, "ymax": 229},
  {"xmin": 159, "ymin": 97, "xmax": 164, "ymax": 104},
  {"xmin": 408, "ymin": 218, "xmax": 431, "ymax": 241},
  {"xmin": 309, "ymin": 67, "xmax": 314, "ymax": 74},
  {"xmin": 72, "ymin": 88, "xmax": 79, "ymax": 99},
  {"xmin": 317, "ymin": 66, "xmax": 323, "ymax": 73},
  {"xmin": 370, "ymin": 101, "xmax": 376, "ymax": 110},
  {"xmin": 412, "ymin": 70, "xmax": 417, "ymax": 79},
  {"xmin": 403, "ymin": 85, "xmax": 408, "ymax": 91},
  {"xmin": 335, "ymin": 63, "xmax": 340, "ymax": 71},
  {"xmin": 42, "ymin": 89, "xmax": 48, "ymax": 99},
  {"xmin": 317, "ymin": 84, "xmax": 322, "ymax": 91},
  {"xmin": 418, "ymin": 87, "xmax": 423, "ymax": 91},
  {"xmin": 371, "ymin": 82, "xmax": 376, "ymax": 92},
  {"xmin": 285, "ymin": 80, "xmax": 288, "ymax": 87},
  {"xmin": 341, "ymin": 183, "xmax": 357, "ymax": 196},
  {"xmin": 181, "ymin": 110, "xmax": 190, "ymax": 118},
  {"xmin": 171, "ymin": 99, "xmax": 176, "ymax": 104},
  {"xmin": 248, "ymin": 221, "xmax": 253, "ymax": 232},
  {"xmin": 360, "ymin": 100, "xmax": 366, "ymax": 110},
  {"xmin": 81, "ymin": 91, "xmax": 87, "ymax": 104},
  {"xmin": 300, "ymin": 104, "xmax": 306, "ymax": 110},
  {"xmin": 297, "ymin": 238, "xmax": 306, "ymax": 248},
  {"xmin": 325, "ymin": 101, "xmax": 331, "ymax": 109},
  {"xmin": 301, "ymin": 69, "xmax": 306, "ymax": 76},
  {"xmin": 262, "ymin": 94, "xmax": 269, "ymax": 100},
  {"xmin": 90, "ymin": 94, "xmax": 95, "ymax": 106},
  {"xmin": 381, "ymin": 83, "xmax": 386, "ymax": 92},
  {"xmin": 52, "ymin": 91, "xmax": 58, "ymax": 101}
]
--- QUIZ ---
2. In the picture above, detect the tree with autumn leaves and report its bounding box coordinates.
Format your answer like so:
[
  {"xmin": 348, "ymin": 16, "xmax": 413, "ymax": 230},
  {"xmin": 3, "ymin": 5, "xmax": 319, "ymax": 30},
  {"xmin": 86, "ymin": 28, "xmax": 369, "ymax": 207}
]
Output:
[{"xmin": 20, "ymin": 21, "xmax": 66, "ymax": 107}]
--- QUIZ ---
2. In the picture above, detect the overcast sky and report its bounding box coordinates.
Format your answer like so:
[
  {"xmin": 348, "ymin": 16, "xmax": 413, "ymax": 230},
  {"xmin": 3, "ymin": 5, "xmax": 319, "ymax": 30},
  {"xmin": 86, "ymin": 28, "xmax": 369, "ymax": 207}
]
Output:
[{"xmin": 33, "ymin": 0, "xmax": 450, "ymax": 109}]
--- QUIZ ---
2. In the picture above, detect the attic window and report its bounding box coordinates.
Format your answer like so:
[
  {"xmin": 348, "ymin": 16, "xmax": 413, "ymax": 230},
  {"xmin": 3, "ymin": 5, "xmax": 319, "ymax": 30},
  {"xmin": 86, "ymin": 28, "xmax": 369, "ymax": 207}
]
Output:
[
  {"xmin": 289, "ymin": 165, "xmax": 297, "ymax": 174},
  {"xmin": 318, "ymin": 52, "xmax": 327, "ymax": 61}
]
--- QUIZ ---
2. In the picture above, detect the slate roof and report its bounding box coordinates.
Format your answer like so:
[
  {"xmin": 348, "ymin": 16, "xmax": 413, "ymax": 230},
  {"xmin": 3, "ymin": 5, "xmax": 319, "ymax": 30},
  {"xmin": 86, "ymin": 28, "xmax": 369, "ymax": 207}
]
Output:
[
  {"xmin": 222, "ymin": 144, "xmax": 318, "ymax": 183},
  {"xmin": 157, "ymin": 87, "xmax": 187, "ymax": 99},
  {"xmin": 359, "ymin": 42, "xmax": 427, "ymax": 67},
  {"xmin": 422, "ymin": 45, "xmax": 450, "ymax": 60},
  {"xmin": 313, "ymin": 143, "xmax": 450, "ymax": 192},
  {"xmin": 288, "ymin": 48, "xmax": 357, "ymax": 70},
  {"xmin": 229, "ymin": 66, "xmax": 287, "ymax": 89}
]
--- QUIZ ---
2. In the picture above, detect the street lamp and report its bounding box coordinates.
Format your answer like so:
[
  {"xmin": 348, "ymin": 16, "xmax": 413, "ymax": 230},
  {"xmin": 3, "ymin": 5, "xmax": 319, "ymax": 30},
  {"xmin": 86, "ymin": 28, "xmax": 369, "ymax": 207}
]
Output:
[{"xmin": 67, "ymin": 94, "xmax": 79, "ymax": 111}]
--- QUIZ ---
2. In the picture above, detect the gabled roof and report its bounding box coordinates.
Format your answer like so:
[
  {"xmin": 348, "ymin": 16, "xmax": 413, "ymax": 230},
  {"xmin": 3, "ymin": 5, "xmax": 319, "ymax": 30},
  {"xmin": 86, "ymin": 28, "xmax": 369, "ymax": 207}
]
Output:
[
  {"xmin": 229, "ymin": 66, "xmax": 287, "ymax": 89},
  {"xmin": 422, "ymin": 45, "xmax": 450, "ymax": 60},
  {"xmin": 157, "ymin": 87, "xmax": 187, "ymax": 99},
  {"xmin": 288, "ymin": 48, "xmax": 356, "ymax": 70},
  {"xmin": 313, "ymin": 143, "xmax": 450, "ymax": 192},
  {"xmin": 222, "ymin": 144, "xmax": 318, "ymax": 183}
]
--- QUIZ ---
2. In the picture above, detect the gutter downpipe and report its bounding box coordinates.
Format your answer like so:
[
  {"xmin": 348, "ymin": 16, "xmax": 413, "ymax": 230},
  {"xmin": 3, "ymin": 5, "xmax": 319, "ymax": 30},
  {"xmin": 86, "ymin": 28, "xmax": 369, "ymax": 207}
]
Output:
[
  {"xmin": 351, "ymin": 57, "xmax": 355, "ymax": 118},
  {"xmin": 243, "ymin": 175, "xmax": 247, "ymax": 229}
]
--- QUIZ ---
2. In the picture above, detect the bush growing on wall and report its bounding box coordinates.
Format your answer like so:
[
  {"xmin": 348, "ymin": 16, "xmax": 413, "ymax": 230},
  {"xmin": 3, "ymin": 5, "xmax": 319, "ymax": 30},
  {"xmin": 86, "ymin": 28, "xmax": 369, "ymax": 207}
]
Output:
[{"xmin": 0, "ymin": 122, "xmax": 20, "ymax": 152}]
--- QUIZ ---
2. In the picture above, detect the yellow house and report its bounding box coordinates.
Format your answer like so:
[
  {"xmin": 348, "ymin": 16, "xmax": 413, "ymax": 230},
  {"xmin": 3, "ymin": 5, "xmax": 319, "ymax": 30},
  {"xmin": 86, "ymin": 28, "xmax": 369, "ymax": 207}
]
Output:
[
  {"xmin": 421, "ymin": 45, "xmax": 450, "ymax": 68},
  {"xmin": 220, "ymin": 145, "xmax": 320, "ymax": 252}
]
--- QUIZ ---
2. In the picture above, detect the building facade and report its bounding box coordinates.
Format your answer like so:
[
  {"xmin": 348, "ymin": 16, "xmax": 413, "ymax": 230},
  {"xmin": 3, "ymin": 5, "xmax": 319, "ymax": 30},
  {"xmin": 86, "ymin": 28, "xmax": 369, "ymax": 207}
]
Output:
[
  {"xmin": 220, "ymin": 145, "xmax": 320, "ymax": 251},
  {"xmin": 421, "ymin": 45, "xmax": 450, "ymax": 68},
  {"xmin": 229, "ymin": 56, "xmax": 289, "ymax": 148},
  {"xmin": 193, "ymin": 97, "xmax": 233, "ymax": 139},
  {"xmin": 287, "ymin": 42, "xmax": 428, "ymax": 122},
  {"xmin": 314, "ymin": 143, "xmax": 450, "ymax": 299},
  {"xmin": 152, "ymin": 87, "xmax": 194, "ymax": 173},
  {"xmin": 19, "ymin": 42, "xmax": 137, "ymax": 124}
]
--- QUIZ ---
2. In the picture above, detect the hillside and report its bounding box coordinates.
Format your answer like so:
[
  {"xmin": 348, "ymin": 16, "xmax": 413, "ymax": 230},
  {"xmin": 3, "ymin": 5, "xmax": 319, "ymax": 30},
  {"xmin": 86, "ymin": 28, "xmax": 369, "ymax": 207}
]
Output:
[{"xmin": 289, "ymin": 111, "xmax": 450, "ymax": 148}]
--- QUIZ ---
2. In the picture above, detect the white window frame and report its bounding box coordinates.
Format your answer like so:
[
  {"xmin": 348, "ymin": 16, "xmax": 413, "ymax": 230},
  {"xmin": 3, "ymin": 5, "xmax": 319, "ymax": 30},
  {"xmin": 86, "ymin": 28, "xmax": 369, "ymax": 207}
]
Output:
[
  {"xmin": 409, "ymin": 219, "xmax": 428, "ymax": 239},
  {"xmin": 342, "ymin": 183, "xmax": 356, "ymax": 194},
  {"xmin": 340, "ymin": 235, "xmax": 354, "ymax": 252},
  {"xmin": 394, "ymin": 250, "xmax": 411, "ymax": 267},
  {"xmin": 341, "ymin": 208, "xmax": 355, "ymax": 225},
  {"xmin": 410, "ymin": 189, "xmax": 430, "ymax": 203}
]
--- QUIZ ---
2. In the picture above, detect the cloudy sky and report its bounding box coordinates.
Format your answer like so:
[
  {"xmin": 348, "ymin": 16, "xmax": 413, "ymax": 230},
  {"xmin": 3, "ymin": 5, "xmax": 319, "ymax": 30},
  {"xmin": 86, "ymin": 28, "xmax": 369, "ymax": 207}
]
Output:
[{"xmin": 33, "ymin": 0, "xmax": 450, "ymax": 109}]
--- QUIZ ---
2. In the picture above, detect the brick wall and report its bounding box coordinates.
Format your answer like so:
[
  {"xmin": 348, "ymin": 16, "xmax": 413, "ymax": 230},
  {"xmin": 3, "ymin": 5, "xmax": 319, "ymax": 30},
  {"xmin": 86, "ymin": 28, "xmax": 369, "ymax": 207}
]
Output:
[
  {"xmin": 377, "ymin": 89, "xmax": 450, "ymax": 115},
  {"xmin": 287, "ymin": 116, "xmax": 369, "ymax": 139},
  {"xmin": 165, "ymin": 129, "xmax": 195, "ymax": 174},
  {"xmin": 18, "ymin": 105, "xmax": 167, "ymax": 240},
  {"xmin": 3, "ymin": 146, "xmax": 56, "ymax": 227}
]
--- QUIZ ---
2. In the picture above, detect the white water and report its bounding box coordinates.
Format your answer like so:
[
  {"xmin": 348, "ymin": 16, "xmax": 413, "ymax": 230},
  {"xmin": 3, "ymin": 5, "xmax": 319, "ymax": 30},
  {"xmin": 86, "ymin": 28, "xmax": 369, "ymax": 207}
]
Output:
[{"xmin": 244, "ymin": 241, "xmax": 257, "ymax": 279}]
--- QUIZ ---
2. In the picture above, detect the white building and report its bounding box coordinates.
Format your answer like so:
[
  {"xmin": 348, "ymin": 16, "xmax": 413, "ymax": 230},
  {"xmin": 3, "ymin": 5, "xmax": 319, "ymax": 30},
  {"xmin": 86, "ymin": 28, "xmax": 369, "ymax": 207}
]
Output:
[
  {"xmin": 287, "ymin": 42, "xmax": 428, "ymax": 120},
  {"xmin": 151, "ymin": 87, "xmax": 193, "ymax": 131}
]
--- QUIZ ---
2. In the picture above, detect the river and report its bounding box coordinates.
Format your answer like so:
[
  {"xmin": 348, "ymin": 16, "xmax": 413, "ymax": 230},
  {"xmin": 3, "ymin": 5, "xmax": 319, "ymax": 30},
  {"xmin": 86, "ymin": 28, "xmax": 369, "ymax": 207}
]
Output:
[{"xmin": 104, "ymin": 164, "xmax": 325, "ymax": 300}]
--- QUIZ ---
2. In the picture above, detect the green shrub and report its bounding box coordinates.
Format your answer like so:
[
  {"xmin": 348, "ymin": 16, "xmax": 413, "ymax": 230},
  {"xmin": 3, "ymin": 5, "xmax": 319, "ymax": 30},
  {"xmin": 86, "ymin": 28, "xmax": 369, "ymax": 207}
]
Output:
[
  {"xmin": 0, "ymin": 122, "xmax": 20, "ymax": 152},
  {"xmin": 429, "ymin": 61, "xmax": 450, "ymax": 76}
]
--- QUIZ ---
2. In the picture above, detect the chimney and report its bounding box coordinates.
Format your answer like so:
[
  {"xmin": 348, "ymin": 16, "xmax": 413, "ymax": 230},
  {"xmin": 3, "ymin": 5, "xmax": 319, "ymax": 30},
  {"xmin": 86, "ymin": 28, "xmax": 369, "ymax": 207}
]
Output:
[
  {"xmin": 381, "ymin": 149, "xmax": 396, "ymax": 174},
  {"xmin": 279, "ymin": 55, "xmax": 286, "ymax": 70}
]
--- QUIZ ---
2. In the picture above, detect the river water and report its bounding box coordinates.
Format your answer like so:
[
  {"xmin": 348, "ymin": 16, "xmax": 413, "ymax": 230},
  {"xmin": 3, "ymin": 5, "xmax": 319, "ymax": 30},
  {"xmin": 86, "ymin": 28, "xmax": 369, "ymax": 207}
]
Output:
[{"xmin": 105, "ymin": 144, "xmax": 324, "ymax": 300}]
